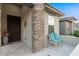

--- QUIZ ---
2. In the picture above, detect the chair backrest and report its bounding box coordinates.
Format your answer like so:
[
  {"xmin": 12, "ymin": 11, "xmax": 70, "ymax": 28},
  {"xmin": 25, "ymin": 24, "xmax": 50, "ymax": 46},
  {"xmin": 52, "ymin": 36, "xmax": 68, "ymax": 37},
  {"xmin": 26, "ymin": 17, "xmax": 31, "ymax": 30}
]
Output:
[
  {"xmin": 48, "ymin": 32, "xmax": 54, "ymax": 41},
  {"xmin": 48, "ymin": 32, "xmax": 60, "ymax": 41},
  {"xmin": 53, "ymin": 32, "xmax": 60, "ymax": 40}
]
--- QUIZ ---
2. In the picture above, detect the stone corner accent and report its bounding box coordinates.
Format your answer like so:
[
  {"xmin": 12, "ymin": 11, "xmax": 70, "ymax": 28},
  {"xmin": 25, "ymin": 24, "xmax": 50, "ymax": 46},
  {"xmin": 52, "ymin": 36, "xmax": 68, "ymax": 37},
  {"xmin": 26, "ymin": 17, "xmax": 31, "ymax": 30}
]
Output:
[{"xmin": 32, "ymin": 3, "xmax": 45, "ymax": 52}]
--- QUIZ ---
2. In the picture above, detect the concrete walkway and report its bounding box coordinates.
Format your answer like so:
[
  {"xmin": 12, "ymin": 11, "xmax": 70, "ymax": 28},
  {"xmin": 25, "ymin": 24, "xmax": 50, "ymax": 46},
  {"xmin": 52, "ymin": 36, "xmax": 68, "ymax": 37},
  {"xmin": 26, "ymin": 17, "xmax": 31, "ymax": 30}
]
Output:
[
  {"xmin": 0, "ymin": 41, "xmax": 75, "ymax": 56},
  {"xmin": 70, "ymin": 44, "xmax": 79, "ymax": 56}
]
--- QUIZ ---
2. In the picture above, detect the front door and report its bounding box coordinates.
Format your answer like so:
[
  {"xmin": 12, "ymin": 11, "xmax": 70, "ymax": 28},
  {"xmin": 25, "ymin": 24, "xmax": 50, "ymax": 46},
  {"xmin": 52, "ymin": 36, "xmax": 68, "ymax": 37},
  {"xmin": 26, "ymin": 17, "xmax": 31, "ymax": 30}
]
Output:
[{"xmin": 7, "ymin": 15, "xmax": 21, "ymax": 43}]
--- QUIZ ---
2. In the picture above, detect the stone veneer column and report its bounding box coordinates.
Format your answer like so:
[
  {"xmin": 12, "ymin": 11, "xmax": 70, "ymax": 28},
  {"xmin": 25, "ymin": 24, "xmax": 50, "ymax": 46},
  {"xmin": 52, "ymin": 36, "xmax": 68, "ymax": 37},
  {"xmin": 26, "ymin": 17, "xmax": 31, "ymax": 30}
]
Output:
[{"xmin": 32, "ymin": 3, "xmax": 44, "ymax": 52}]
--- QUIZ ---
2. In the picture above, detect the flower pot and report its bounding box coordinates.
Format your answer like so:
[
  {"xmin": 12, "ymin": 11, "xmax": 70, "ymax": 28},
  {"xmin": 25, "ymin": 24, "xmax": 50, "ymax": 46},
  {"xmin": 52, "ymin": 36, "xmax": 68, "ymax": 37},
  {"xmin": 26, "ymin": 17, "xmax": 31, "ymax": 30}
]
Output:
[{"xmin": 3, "ymin": 36, "xmax": 8, "ymax": 45}]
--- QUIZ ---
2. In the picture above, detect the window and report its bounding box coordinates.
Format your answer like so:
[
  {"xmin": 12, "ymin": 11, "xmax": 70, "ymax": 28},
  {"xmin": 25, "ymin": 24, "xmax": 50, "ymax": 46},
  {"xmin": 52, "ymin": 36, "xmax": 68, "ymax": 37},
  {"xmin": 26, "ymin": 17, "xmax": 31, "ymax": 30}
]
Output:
[
  {"xmin": 48, "ymin": 15, "xmax": 54, "ymax": 25},
  {"xmin": 48, "ymin": 15, "xmax": 54, "ymax": 33}
]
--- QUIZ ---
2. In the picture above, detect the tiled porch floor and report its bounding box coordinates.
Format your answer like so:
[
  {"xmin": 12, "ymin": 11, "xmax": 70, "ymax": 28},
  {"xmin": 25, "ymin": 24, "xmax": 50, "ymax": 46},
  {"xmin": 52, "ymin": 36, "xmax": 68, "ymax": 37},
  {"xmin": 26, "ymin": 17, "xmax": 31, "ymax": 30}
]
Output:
[
  {"xmin": 0, "ymin": 41, "xmax": 75, "ymax": 56},
  {"xmin": 32, "ymin": 44, "xmax": 75, "ymax": 56},
  {"xmin": 0, "ymin": 41, "xmax": 33, "ymax": 56}
]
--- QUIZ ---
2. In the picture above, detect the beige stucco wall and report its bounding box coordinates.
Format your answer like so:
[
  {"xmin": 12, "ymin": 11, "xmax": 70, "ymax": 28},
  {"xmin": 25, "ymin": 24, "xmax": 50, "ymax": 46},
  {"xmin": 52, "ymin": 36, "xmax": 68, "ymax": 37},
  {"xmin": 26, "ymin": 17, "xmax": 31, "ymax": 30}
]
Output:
[
  {"xmin": 54, "ymin": 16, "xmax": 59, "ymax": 35},
  {"xmin": 6, "ymin": 4, "xmax": 22, "ymax": 17},
  {"xmin": 44, "ymin": 11, "xmax": 48, "ymax": 48},
  {"xmin": 21, "ymin": 5, "xmax": 32, "ymax": 49},
  {"xmin": 1, "ymin": 4, "xmax": 7, "ymax": 34}
]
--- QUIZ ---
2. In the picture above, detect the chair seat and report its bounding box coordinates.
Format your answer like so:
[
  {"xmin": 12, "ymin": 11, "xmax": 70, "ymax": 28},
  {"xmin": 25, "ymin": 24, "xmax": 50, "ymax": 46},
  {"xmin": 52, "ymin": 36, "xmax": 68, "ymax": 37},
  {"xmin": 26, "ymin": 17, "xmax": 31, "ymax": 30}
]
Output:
[{"xmin": 48, "ymin": 32, "xmax": 63, "ymax": 45}]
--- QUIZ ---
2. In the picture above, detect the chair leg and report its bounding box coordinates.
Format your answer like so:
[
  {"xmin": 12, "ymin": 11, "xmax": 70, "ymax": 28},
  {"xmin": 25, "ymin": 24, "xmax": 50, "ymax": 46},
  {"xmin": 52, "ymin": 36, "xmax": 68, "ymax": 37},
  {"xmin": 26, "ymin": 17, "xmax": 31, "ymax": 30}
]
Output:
[
  {"xmin": 50, "ymin": 43, "xmax": 58, "ymax": 48},
  {"xmin": 48, "ymin": 41, "xmax": 51, "ymax": 48},
  {"xmin": 54, "ymin": 43, "xmax": 58, "ymax": 48}
]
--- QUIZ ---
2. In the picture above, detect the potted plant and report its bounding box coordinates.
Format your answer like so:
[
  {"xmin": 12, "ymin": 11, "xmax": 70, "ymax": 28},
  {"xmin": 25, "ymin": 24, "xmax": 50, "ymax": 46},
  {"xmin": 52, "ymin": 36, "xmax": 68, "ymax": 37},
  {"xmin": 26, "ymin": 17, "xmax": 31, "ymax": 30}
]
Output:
[{"xmin": 2, "ymin": 31, "xmax": 9, "ymax": 45}]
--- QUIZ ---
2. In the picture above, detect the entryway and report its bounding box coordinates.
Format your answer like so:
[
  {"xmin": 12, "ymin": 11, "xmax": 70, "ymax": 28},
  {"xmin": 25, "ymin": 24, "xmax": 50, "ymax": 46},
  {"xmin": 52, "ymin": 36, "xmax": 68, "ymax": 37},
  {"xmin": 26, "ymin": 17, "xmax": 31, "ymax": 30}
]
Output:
[{"xmin": 7, "ymin": 15, "xmax": 21, "ymax": 43}]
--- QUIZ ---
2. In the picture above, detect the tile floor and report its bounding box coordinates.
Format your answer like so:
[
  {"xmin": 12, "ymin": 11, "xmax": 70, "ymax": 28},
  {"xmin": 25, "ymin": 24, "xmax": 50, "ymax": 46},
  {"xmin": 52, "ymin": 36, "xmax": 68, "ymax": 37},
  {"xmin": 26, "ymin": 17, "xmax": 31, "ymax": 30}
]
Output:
[{"xmin": 0, "ymin": 41, "xmax": 75, "ymax": 56}]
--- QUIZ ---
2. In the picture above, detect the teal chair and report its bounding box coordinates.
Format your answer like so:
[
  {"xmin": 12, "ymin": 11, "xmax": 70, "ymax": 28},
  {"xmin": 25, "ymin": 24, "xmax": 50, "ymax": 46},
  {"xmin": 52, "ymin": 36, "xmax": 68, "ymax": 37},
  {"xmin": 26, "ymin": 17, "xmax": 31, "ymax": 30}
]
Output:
[{"xmin": 48, "ymin": 32, "xmax": 63, "ymax": 45}]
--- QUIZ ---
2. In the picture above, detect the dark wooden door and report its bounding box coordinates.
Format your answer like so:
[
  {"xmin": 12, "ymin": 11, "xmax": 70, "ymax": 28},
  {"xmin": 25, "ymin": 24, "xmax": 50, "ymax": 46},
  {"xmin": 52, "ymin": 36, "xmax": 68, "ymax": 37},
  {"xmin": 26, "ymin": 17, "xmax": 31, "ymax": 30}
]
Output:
[{"xmin": 7, "ymin": 15, "xmax": 21, "ymax": 43}]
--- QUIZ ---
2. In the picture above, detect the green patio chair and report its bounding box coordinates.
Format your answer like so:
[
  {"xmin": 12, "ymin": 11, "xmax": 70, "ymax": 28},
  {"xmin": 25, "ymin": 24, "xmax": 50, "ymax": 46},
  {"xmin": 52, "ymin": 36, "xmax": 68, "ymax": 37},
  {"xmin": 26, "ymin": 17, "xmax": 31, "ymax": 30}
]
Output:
[{"xmin": 48, "ymin": 32, "xmax": 64, "ymax": 46}]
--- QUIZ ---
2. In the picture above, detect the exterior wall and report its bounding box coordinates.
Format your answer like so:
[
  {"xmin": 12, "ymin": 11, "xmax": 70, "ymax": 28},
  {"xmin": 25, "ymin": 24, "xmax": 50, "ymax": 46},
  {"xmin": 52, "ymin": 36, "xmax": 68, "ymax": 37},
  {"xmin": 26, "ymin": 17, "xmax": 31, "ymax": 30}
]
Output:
[
  {"xmin": 1, "ymin": 4, "xmax": 22, "ymax": 34},
  {"xmin": 72, "ymin": 20, "xmax": 76, "ymax": 33},
  {"xmin": 59, "ymin": 21, "xmax": 65, "ymax": 35},
  {"xmin": 65, "ymin": 21, "xmax": 72, "ymax": 35},
  {"xmin": 54, "ymin": 16, "xmax": 59, "ymax": 35},
  {"xmin": 1, "ymin": 4, "xmax": 7, "ymax": 34},
  {"xmin": 60, "ymin": 21, "xmax": 73, "ymax": 35},
  {"xmin": 32, "ymin": 4, "xmax": 44, "ymax": 52},
  {"xmin": 44, "ymin": 11, "xmax": 60, "ymax": 48},
  {"xmin": 6, "ymin": 4, "xmax": 22, "ymax": 16},
  {"xmin": 1, "ymin": 4, "xmax": 22, "ymax": 46},
  {"xmin": 0, "ymin": 4, "xmax": 1, "ymax": 46},
  {"xmin": 44, "ymin": 11, "xmax": 48, "ymax": 48},
  {"xmin": 65, "ymin": 21, "xmax": 70, "ymax": 35},
  {"xmin": 0, "ymin": 3, "xmax": 62, "ymax": 52},
  {"xmin": 21, "ymin": 5, "xmax": 32, "ymax": 49},
  {"xmin": 0, "ymin": 3, "xmax": 45, "ymax": 51},
  {"xmin": 70, "ymin": 22, "xmax": 72, "ymax": 34}
]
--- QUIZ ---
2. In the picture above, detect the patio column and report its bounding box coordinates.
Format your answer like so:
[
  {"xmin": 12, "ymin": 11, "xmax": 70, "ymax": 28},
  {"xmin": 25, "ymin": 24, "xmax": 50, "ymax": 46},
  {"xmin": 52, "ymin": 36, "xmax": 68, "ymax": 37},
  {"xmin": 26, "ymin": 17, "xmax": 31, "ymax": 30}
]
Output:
[
  {"xmin": 32, "ymin": 3, "xmax": 44, "ymax": 52},
  {"xmin": 0, "ymin": 4, "xmax": 1, "ymax": 46}
]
